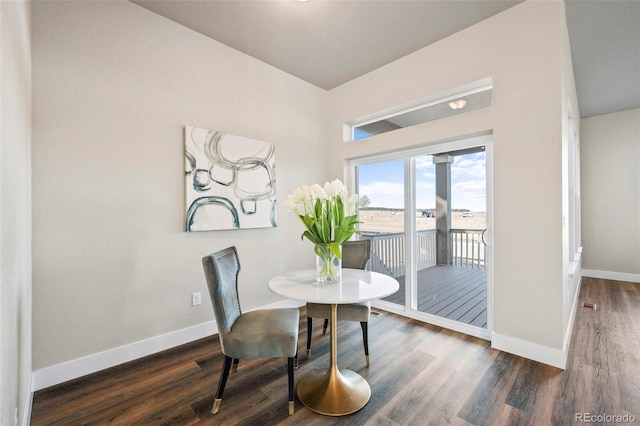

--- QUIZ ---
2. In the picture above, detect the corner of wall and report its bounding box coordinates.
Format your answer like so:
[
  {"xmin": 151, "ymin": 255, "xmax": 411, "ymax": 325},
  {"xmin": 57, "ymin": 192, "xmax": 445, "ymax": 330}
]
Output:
[
  {"xmin": 491, "ymin": 332, "xmax": 567, "ymax": 370},
  {"xmin": 0, "ymin": 0, "xmax": 33, "ymax": 424}
]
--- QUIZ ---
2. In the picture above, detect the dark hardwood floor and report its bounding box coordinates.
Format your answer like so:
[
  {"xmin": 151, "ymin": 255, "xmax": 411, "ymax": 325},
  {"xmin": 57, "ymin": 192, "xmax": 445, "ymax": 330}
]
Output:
[{"xmin": 31, "ymin": 277, "xmax": 639, "ymax": 425}]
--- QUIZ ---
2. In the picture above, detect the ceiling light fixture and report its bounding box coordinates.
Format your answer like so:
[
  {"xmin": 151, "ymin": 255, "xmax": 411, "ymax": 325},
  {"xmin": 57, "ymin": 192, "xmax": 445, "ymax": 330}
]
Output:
[{"xmin": 448, "ymin": 99, "xmax": 467, "ymax": 110}]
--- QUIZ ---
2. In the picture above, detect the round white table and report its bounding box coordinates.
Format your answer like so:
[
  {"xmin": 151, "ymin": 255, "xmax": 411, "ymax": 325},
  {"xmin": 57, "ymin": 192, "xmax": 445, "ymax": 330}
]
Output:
[{"xmin": 269, "ymin": 269, "xmax": 399, "ymax": 416}]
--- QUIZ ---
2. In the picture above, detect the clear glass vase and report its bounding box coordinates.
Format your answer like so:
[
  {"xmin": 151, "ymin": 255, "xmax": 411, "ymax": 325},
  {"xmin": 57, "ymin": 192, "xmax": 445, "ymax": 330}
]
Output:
[{"xmin": 315, "ymin": 244, "xmax": 342, "ymax": 283}]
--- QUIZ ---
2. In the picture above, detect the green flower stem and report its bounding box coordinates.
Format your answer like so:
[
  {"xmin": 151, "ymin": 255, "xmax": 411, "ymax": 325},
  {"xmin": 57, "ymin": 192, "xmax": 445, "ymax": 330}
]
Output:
[{"xmin": 315, "ymin": 244, "xmax": 341, "ymax": 282}]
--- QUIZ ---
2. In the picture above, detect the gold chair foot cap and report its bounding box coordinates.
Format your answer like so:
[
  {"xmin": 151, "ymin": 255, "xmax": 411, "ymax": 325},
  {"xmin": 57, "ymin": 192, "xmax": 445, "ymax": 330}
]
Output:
[
  {"xmin": 306, "ymin": 349, "xmax": 311, "ymax": 358},
  {"xmin": 294, "ymin": 358, "xmax": 299, "ymax": 369},
  {"xmin": 288, "ymin": 401, "xmax": 294, "ymax": 415},
  {"xmin": 366, "ymin": 355, "xmax": 370, "ymax": 367},
  {"xmin": 212, "ymin": 398, "xmax": 222, "ymax": 414},
  {"xmin": 322, "ymin": 329, "xmax": 327, "ymax": 335},
  {"xmin": 231, "ymin": 365, "xmax": 238, "ymax": 374}
]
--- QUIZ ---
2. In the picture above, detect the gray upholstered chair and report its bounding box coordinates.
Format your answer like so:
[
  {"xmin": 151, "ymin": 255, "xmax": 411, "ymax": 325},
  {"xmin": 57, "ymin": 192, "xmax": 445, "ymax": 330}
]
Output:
[
  {"xmin": 306, "ymin": 239, "xmax": 372, "ymax": 366},
  {"xmin": 202, "ymin": 246, "xmax": 299, "ymax": 415}
]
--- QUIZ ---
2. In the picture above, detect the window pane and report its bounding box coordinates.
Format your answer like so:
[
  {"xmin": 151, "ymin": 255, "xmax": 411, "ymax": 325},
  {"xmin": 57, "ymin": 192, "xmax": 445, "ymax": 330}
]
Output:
[
  {"xmin": 353, "ymin": 88, "xmax": 492, "ymax": 141},
  {"xmin": 356, "ymin": 160, "xmax": 405, "ymax": 307}
]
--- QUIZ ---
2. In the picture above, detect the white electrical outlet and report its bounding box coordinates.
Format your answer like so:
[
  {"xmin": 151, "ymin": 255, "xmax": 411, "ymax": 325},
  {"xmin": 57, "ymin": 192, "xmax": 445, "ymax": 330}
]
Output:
[{"xmin": 192, "ymin": 292, "xmax": 201, "ymax": 306}]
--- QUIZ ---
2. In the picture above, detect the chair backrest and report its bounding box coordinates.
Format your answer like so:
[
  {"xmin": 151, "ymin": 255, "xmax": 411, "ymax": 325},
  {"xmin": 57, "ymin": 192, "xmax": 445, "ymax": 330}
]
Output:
[
  {"xmin": 342, "ymin": 239, "xmax": 371, "ymax": 270},
  {"xmin": 202, "ymin": 246, "xmax": 242, "ymax": 334}
]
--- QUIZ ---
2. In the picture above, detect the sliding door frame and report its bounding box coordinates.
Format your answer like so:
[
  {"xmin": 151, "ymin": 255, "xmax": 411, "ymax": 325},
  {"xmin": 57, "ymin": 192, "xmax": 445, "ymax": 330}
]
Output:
[{"xmin": 348, "ymin": 134, "xmax": 493, "ymax": 340}]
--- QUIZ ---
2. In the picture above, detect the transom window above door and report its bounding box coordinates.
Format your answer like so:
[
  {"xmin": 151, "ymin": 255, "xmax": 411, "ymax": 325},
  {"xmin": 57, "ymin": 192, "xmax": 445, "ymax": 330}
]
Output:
[{"xmin": 347, "ymin": 78, "xmax": 493, "ymax": 141}]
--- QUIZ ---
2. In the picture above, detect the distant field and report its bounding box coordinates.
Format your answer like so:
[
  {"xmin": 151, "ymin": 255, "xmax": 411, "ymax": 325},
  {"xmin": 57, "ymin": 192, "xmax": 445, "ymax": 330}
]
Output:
[{"xmin": 359, "ymin": 210, "xmax": 487, "ymax": 233}]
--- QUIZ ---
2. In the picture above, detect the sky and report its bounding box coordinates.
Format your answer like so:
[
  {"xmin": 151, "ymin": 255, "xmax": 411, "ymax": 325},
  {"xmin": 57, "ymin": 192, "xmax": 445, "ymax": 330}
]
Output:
[{"xmin": 357, "ymin": 151, "xmax": 486, "ymax": 212}]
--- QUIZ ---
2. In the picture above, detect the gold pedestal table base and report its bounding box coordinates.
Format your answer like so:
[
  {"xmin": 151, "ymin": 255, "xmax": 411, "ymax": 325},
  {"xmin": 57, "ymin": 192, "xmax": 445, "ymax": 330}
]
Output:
[
  {"xmin": 268, "ymin": 270, "xmax": 400, "ymax": 417},
  {"xmin": 297, "ymin": 304, "xmax": 371, "ymax": 416},
  {"xmin": 297, "ymin": 367, "xmax": 370, "ymax": 416}
]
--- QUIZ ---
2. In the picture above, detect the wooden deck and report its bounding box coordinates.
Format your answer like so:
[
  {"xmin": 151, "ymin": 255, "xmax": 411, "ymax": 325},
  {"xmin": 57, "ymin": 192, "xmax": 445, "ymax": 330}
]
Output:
[{"xmin": 382, "ymin": 265, "xmax": 487, "ymax": 328}]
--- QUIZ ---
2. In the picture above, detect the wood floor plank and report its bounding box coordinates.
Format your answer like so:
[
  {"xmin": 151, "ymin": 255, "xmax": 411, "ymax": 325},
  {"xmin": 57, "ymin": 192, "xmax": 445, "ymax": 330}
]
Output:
[
  {"xmin": 505, "ymin": 358, "xmax": 553, "ymax": 413},
  {"xmin": 383, "ymin": 332, "xmax": 489, "ymax": 425},
  {"xmin": 31, "ymin": 278, "xmax": 640, "ymax": 425},
  {"xmin": 457, "ymin": 351, "xmax": 524, "ymax": 424}
]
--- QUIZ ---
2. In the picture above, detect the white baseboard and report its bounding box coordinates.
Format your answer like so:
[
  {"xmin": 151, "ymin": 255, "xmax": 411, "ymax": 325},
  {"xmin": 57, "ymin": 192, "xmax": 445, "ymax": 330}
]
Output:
[
  {"xmin": 582, "ymin": 269, "xmax": 640, "ymax": 284},
  {"xmin": 491, "ymin": 332, "xmax": 567, "ymax": 369},
  {"xmin": 32, "ymin": 298, "xmax": 304, "ymax": 391},
  {"xmin": 563, "ymin": 273, "xmax": 583, "ymax": 354},
  {"xmin": 33, "ymin": 320, "xmax": 219, "ymax": 391}
]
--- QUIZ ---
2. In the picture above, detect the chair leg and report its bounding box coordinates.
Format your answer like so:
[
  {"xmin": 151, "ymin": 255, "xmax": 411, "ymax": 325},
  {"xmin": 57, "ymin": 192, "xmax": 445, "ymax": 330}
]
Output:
[
  {"xmin": 322, "ymin": 318, "xmax": 329, "ymax": 335},
  {"xmin": 360, "ymin": 321, "xmax": 370, "ymax": 367},
  {"xmin": 231, "ymin": 358, "xmax": 239, "ymax": 373},
  {"xmin": 212, "ymin": 355, "xmax": 233, "ymax": 414},
  {"xmin": 306, "ymin": 317, "xmax": 313, "ymax": 358},
  {"xmin": 294, "ymin": 348, "xmax": 298, "ymax": 369},
  {"xmin": 287, "ymin": 357, "xmax": 295, "ymax": 415}
]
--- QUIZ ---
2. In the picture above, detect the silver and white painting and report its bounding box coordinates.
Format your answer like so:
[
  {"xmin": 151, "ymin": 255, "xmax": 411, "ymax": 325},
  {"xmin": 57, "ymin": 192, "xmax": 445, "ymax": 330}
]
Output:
[{"xmin": 185, "ymin": 126, "xmax": 276, "ymax": 231}]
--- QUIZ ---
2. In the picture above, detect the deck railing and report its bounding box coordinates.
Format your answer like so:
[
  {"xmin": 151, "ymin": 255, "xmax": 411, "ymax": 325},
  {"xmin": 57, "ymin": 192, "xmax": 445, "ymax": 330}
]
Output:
[
  {"xmin": 362, "ymin": 230, "xmax": 436, "ymax": 277},
  {"xmin": 362, "ymin": 228, "xmax": 484, "ymax": 278},
  {"xmin": 450, "ymin": 229, "xmax": 485, "ymax": 268}
]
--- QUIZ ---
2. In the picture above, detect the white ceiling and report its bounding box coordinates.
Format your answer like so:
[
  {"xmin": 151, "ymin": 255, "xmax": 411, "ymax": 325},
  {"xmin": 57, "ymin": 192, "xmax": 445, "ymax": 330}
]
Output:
[
  {"xmin": 565, "ymin": 0, "xmax": 640, "ymax": 118},
  {"xmin": 133, "ymin": 0, "xmax": 640, "ymax": 119}
]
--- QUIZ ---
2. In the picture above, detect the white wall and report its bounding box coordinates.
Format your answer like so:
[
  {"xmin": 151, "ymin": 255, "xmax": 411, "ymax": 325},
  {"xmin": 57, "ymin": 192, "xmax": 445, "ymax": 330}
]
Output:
[
  {"xmin": 0, "ymin": 0, "xmax": 32, "ymax": 423},
  {"xmin": 327, "ymin": 1, "xmax": 570, "ymax": 365},
  {"xmin": 581, "ymin": 108, "xmax": 640, "ymax": 280},
  {"xmin": 32, "ymin": 1, "xmax": 328, "ymax": 371},
  {"xmin": 30, "ymin": 0, "xmax": 584, "ymax": 385}
]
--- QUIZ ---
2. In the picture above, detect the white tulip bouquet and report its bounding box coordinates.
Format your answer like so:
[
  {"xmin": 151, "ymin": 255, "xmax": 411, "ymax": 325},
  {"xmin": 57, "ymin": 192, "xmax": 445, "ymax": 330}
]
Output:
[{"xmin": 285, "ymin": 179, "xmax": 370, "ymax": 282}]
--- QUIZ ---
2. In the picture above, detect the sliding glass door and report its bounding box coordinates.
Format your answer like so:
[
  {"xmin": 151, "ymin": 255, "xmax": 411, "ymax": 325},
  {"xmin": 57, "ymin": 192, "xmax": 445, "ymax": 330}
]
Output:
[{"xmin": 352, "ymin": 136, "xmax": 492, "ymax": 338}]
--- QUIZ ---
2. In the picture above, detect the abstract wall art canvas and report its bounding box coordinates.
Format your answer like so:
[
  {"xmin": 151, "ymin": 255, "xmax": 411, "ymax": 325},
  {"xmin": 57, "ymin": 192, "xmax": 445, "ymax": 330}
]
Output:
[{"xmin": 184, "ymin": 126, "xmax": 276, "ymax": 231}]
